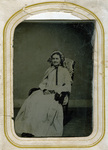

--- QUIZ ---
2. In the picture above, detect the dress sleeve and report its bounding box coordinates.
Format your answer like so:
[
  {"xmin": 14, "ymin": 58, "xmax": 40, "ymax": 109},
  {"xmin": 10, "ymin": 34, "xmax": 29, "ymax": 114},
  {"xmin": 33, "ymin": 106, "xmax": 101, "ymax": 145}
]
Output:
[
  {"xmin": 39, "ymin": 78, "xmax": 48, "ymax": 90},
  {"xmin": 39, "ymin": 67, "xmax": 55, "ymax": 91},
  {"xmin": 38, "ymin": 68, "xmax": 49, "ymax": 90},
  {"xmin": 55, "ymin": 68, "xmax": 72, "ymax": 93},
  {"xmin": 38, "ymin": 68, "xmax": 50, "ymax": 90},
  {"xmin": 61, "ymin": 68, "xmax": 72, "ymax": 92}
]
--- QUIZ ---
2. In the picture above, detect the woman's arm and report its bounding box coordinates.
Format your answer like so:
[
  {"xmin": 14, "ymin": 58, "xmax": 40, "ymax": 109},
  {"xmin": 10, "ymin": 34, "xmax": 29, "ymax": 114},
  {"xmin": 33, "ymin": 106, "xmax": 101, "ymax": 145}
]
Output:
[
  {"xmin": 39, "ymin": 78, "xmax": 48, "ymax": 91},
  {"xmin": 55, "ymin": 68, "xmax": 72, "ymax": 94},
  {"xmin": 39, "ymin": 67, "xmax": 55, "ymax": 91}
]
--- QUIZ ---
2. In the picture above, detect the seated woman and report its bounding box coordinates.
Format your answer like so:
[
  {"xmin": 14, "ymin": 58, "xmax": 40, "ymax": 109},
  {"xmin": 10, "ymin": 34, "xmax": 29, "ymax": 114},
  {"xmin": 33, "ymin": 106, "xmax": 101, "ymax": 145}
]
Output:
[{"xmin": 15, "ymin": 51, "xmax": 72, "ymax": 137}]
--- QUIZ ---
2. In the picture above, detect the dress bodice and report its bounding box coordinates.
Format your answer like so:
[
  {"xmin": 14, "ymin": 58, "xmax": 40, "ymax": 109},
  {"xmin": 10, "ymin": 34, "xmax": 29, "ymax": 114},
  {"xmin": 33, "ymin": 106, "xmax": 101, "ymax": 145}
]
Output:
[{"xmin": 39, "ymin": 66, "xmax": 72, "ymax": 93}]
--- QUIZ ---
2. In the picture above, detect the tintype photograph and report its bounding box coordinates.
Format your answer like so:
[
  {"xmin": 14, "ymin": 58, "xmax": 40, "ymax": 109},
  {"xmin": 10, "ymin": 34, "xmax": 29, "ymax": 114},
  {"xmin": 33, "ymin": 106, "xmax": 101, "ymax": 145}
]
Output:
[{"xmin": 13, "ymin": 20, "xmax": 95, "ymax": 138}]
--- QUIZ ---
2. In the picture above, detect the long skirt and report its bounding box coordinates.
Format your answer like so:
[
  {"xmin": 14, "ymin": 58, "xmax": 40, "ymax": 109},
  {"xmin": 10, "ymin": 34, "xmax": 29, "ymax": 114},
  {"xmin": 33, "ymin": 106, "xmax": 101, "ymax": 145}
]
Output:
[{"xmin": 15, "ymin": 90, "xmax": 63, "ymax": 137}]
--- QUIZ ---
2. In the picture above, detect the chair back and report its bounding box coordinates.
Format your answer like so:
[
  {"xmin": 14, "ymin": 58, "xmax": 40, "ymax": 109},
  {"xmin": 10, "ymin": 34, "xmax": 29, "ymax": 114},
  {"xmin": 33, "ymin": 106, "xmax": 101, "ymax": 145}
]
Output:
[{"xmin": 63, "ymin": 58, "xmax": 75, "ymax": 82}]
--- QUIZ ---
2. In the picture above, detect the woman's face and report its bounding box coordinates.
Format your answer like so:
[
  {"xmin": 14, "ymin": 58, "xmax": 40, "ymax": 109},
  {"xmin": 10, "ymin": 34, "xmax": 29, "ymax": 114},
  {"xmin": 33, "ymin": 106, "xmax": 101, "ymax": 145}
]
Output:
[{"xmin": 52, "ymin": 54, "xmax": 61, "ymax": 67}]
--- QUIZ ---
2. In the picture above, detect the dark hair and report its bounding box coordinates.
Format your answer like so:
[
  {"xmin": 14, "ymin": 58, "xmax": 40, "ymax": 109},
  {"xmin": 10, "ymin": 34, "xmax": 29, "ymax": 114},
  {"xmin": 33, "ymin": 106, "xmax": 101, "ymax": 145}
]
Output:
[{"xmin": 48, "ymin": 51, "xmax": 65, "ymax": 66}]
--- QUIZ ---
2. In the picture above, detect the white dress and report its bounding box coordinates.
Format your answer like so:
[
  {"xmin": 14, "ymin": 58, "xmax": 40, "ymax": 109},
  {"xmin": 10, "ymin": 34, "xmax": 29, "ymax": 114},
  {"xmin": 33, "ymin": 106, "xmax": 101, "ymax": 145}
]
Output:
[{"xmin": 15, "ymin": 66, "xmax": 72, "ymax": 137}]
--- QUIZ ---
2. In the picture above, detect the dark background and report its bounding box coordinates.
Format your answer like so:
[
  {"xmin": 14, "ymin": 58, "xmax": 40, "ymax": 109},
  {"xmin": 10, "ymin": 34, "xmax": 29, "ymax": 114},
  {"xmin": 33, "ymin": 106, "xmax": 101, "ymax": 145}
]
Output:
[
  {"xmin": 13, "ymin": 20, "xmax": 95, "ymax": 137},
  {"xmin": 13, "ymin": 20, "xmax": 95, "ymax": 101}
]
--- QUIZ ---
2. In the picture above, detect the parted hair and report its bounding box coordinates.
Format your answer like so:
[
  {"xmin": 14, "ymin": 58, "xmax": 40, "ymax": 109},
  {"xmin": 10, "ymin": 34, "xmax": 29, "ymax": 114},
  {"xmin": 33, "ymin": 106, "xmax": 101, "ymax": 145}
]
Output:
[{"xmin": 47, "ymin": 51, "xmax": 65, "ymax": 66}]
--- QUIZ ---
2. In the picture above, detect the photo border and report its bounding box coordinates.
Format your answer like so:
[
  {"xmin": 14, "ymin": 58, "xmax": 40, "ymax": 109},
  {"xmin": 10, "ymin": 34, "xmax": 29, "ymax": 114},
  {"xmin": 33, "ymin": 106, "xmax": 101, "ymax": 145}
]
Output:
[{"xmin": 3, "ymin": 1, "xmax": 105, "ymax": 148}]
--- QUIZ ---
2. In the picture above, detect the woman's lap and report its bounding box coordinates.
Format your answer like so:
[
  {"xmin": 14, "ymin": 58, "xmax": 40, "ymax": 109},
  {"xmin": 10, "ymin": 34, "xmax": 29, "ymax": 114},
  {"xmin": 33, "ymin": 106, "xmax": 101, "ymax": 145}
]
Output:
[{"xmin": 15, "ymin": 90, "xmax": 63, "ymax": 137}]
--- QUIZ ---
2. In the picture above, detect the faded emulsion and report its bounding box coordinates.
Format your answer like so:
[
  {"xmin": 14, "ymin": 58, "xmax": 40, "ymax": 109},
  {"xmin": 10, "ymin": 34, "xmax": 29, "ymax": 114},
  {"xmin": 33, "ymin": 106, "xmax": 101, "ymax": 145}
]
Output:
[{"xmin": 13, "ymin": 20, "xmax": 95, "ymax": 137}]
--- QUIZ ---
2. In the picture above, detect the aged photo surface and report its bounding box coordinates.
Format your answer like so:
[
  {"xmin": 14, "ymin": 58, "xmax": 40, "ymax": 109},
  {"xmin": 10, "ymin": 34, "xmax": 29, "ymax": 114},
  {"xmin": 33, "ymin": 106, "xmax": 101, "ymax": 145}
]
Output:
[{"xmin": 13, "ymin": 20, "xmax": 95, "ymax": 137}]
